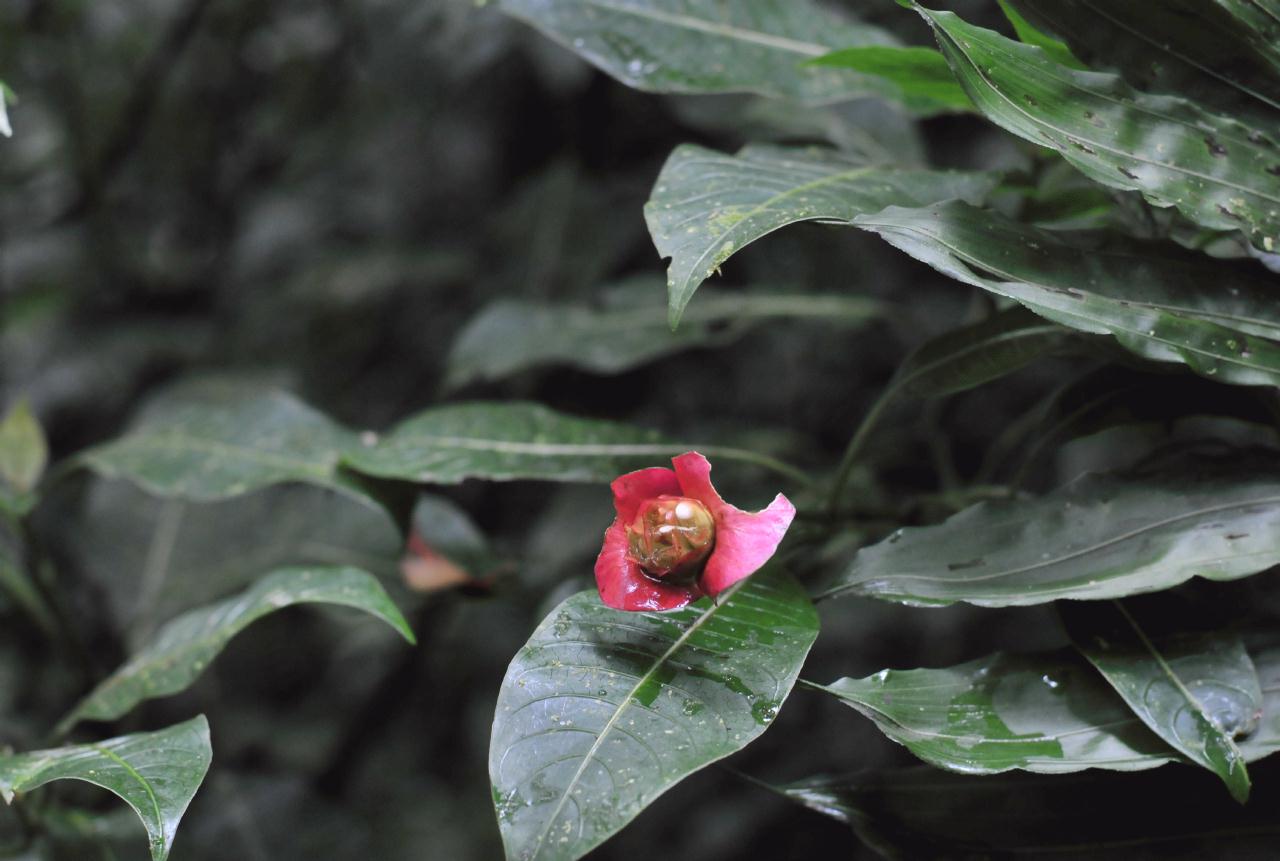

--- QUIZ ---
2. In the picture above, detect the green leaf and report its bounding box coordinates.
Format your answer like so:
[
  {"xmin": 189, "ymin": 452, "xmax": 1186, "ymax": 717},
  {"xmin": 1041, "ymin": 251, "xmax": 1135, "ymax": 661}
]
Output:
[
  {"xmin": 343, "ymin": 401, "xmax": 809, "ymax": 486},
  {"xmin": 808, "ymin": 46, "xmax": 973, "ymax": 116},
  {"xmin": 0, "ymin": 514, "xmax": 56, "ymax": 636},
  {"xmin": 817, "ymin": 651, "xmax": 1175, "ymax": 774},
  {"xmin": 58, "ymin": 566, "xmax": 414, "ymax": 732},
  {"xmin": 996, "ymin": 0, "xmax": 1085, "ymax": 70},
  {"xmin": 914, "ymin": 5, "xmax": 1280, "ymax": 251},
  {"xmin": 824, "ymin": 455, "xmax": 1280, "ymax": 606},
  {"xmin": 497, "ymin": 0, "xmax": 900, "ymax": 105},
  {"xmin": 490, "ymin": 569, "xmax": 818, "ymax": 861},
  {"xmin": 0, "ymin": 716, "xmax": 212, "ymax": 861},
  {"xmin": 78, "ymin": 379, "xmax": 364, "ymax": 502},
  {"xmin": 645, "ymin": 144, "xmax": 996, "ymax": 327},
  {"xmin": 818, "ymin": 636, "xmax": 1280, "ymax": 779},
  {"xmin": 853, "ymin": 201, "xmax": 1280, "ymax": 386},
  {"xmin": 891, "ymin": 306, "xmax": 1074, "ymax": 398},
  {"xmin": 0, "ymin": 83, "xmax": 11, "ymax": 138},
  {"xmin": 1062, "ymin": 602, "xmax": 1259, "ymax": 802},
  {"xmin": 1007, "ymin": 0, "xmax": 1280, "ymax": 123},
  {"xmin": 0, "ymin": 399, "xmax": 48, "ymax": 512},
  {"xmin": 445, "ymin": 279, "xmax": 882, "ymax": 388}
]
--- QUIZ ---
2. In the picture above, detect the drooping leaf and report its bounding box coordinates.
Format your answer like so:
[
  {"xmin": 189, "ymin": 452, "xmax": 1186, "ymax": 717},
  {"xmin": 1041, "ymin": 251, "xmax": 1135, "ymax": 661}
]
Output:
[
  {"xmin": 825, "ymin": 454, "xmax": 1280, "ymax": 606},
  {"xmin": 0, "ymin": 399, "xmax": 47, "ymax": 514},
  {"xmin": 914, "ymin": 5, "xmax": 1280, "ymax": 251},
  {"xmin": 776, "ymin": 763, "xmax": 1280, "ymax": 857},
  {"xmin": 890, "ymin": 306, "xmax": 1075, "ymax": 398},
  {"xmin": 58, "ymin": 566, "xmax": 413, "ymax": 732},
  {"xmin": 818, "ymin": 637, "xmax": 1280, "ymax": 779},
  {"xmin": 54, "ymin": 479, "xmax": 405, "ymax": 642},
  {"xmin": 497, "ymin": 0, "xmax": 900, "ymax": 105},
  {"xmin": 0, "ymin": 716, "xmax": 212, "ymax": 861},
  {"xmin": 853, "ymin": 201, "xmax": 1280, "ymax": 386},
  {"xmin": 445, "ymin": 280, "xmax": 882, "ymax": 388},
  {"xmin": 807, "ymin": 46, "xmax": 972, "ymax": 116},
  {"xmin": 818, "ymin": 650, "xmax": 1174, "ymax": 775},
  {"xmin": 1062, "ymin": 602, "xmax": 1260, "ymax": 802},
  {"xmin": 343, "ymin": 401, "xmax": 807, "ymax": 486},
  {"xmin": 78, "ymin": 379, "xmax": 364, "ymax": 502},
  {"xmin": 645, "ymin": 144, "xmax": 996, "ymax": 326},
  {"xmin": 1007, "ymin": 0, "xmax": 1280, "ymax": 124},
  {"xmin": 490, "ymin": 569, "xmax": 818, "ymax": 861}
]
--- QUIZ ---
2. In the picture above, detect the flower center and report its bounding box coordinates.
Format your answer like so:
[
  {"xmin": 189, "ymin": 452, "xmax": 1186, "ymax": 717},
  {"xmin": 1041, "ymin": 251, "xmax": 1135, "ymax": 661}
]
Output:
[{"xmin": 625, "ymin": 495, "xmax": 715, "ymax": 584}]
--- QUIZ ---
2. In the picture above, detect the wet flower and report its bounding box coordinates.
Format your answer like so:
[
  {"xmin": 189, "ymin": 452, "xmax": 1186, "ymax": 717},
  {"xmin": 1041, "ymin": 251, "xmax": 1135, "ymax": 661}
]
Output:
[{"xmin": 595, "ymin": 452, "xmax": 796, "ymax": 611}]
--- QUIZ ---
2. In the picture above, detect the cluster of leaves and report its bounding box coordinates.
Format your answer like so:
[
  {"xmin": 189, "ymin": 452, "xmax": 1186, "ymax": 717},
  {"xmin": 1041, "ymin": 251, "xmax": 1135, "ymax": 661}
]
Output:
[{"xmin": 5, "ymin": 0, "xmax": 1280, "ymax": 859}]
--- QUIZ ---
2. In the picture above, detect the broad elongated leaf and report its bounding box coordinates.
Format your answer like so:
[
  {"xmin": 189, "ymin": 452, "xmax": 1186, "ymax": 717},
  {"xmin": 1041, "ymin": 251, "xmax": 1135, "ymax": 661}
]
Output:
[
  {"xmin": 0, "ymin": 716, "xmax": 211, "ymax": 861},
  {"xmin": 778, "ymin": 763, "xmax": 1280, "ymax": 857},
  {"xmin": 445, "ymin": 281, "xmax": 881, "ymax": 389},
  {"xmin": 490, "ymin": 569, "xmax": 818, "ymax": 861},
  {"xmin": 854, "ymin": 201, "xmax": 1280, "ymax": 386},
  {"xmin": 1063, "ymin": 603, "xmax": 1260, "ymax": 801},
  {"xmin": 996, "ymin": 0, "xmax": 1084, "ymax": 70},
  {"xmin": 819, "ymin": 651, "xmax": 1174, "ymax": 775},
  {"xmin": 826, "ymin": 456, "xmax": 1280, "ymax": 606},
  {"xmin": 497, "ymin": 0, "xmax": 898, "ymax": 105},
  {"xmin": 1009, "ymin": 0, "xmax": 1280, "ymax": 124},
  {"xmin": 343, "ymin": 401, "xmax": 806, "ymax": 485},
  {"xmin": 915, "ymin": 5, "xmax": 1280, "ymax": 250},
  {"xmin": 79, "ymin": 379, "xmax": 363, "ymax": 502},
  {"xmin": 819, "ymin": 638, "xmax": 1280, "ymax": 778},
  {"xmin": 57, "ymin": 566, "xmax": 414, "ymax": 732},
  {"xmin": 645, "ymin": 144, "xmax": 996, "ymax": 326},
  {"xmin": 891, "ymin": 307, "xmax": 1074, "ymax": 398},
  {"xmin": 808, "ymin": 46, "xmax": 972, "ymax": 116}
]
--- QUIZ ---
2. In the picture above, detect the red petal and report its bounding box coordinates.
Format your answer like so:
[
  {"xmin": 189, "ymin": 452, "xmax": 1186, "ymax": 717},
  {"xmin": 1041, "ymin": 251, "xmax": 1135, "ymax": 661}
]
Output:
[
  {"xmin": 594, "ymin": 519, "xmax": 702, "ymax": 611},
  {"xmin": 699, "ymin": 493, "xmax": 796, "ymax": 596},
  {"xmin": 610, "ymin": 467, "xmax": 682, "ymax": 522},
  {"xmin": 671, "ymin": 452, "xmax": 726, "ymax": 513}
]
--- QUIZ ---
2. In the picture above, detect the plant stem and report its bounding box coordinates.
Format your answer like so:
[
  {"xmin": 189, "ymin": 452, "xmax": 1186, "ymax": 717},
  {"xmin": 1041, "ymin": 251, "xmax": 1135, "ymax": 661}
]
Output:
[{"xmin": 826, "ymin": 382, "xmax": 899, "ymax": 513}]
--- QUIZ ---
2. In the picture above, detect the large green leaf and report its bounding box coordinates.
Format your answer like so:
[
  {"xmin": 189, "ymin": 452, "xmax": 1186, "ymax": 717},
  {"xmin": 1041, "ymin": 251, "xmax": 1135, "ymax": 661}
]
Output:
[
  {"xmin": 818, "ymin": 651, "xmax": 1174, "ymax": 775},
  {"xmin": 914, "ymin": 5, "xmax": 1280, "ymax": 250},
  {"xmin": 778, "ymin": 764, "xmax": 1280, "ymax": 857},
  {"xmin": 854, "ymin": 201, "xmax": 1280, "ymax": 386},
  {"xmin": 445, "ymin": 281, "xmax": 881, "ymax": 389},
  {"xmin": 825, "ymin": 455, "xmax": 1280, "ymax": 606},
  {"xmin": 808, "ymin": 46, "xmax": 972, "ymax": 116},
  {"xmin": 1008, "ymin": 0, "xmax": 1280, "ymax": 125},
  {"xmin": 78, "ymin": 379, "xmax": 363, "ymax": 502},
  {"xmin": 1062, "ymin": 602, "xmax": 1260, "ymax": 801},
  {"xmin": 645, "ymin": 144, "xmax": 996, "ymax": 326},
  {"xmin": 490, "ymin": 569, "xmax": 818, "ymax": 861},
  {"xmin": 0, "ymin": 716, "xmax": 212, "ymax": 861},
  {"xmin": 57, "ymin": 566, "xmax": 414, "ymax": 733},
  {"xmin": 497, "ymin": 0, "xmax": 898, "ymax": 105},
  {"xmin": 342, "ymin": 401, "xmax": 808, "ymax": 486},
  {"xmin": 819, "ymin": 637, "xmax": 1280, "ymax": 778}
]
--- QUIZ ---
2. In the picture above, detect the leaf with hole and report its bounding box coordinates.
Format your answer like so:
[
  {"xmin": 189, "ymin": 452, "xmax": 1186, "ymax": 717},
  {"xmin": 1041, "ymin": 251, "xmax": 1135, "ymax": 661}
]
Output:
[
  {"xmin": 854, "ymin": 201, "xmax": 1280, "ymax": 386},
  {"xmin": 58, "ymin": 566, "xmax": 414, "ymax": 732},
  {"xmin": 914, "ymin": 4, "xmax": 1280, "ymax": 250},
  {"xmin": 489, "ymin": 568, "xmax": 818, "ymax": 861},
  {"xmin": 826, "ymin": 454, "xmax": 1280, "ymax": 606},
  {"xmin": 0, "ymin": 716, "xmax": 211, "ymax": 861},
  {"xmin": 645, "ymin": 144, "xmax": 996, "ymax": 327}
]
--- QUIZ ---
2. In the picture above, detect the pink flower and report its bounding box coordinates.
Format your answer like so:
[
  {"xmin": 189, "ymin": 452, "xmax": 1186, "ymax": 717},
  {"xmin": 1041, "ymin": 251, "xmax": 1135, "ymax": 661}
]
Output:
[{"xmin": 594, "ymin": 452, "xmax": 796, "ymax": 611}]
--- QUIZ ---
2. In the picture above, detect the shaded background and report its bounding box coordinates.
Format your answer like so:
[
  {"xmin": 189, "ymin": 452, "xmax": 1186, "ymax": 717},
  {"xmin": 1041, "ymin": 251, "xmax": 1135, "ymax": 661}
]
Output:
[{"xmin": 0, "ymin": 1, "xmax": 1132, "ymax": 858}]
